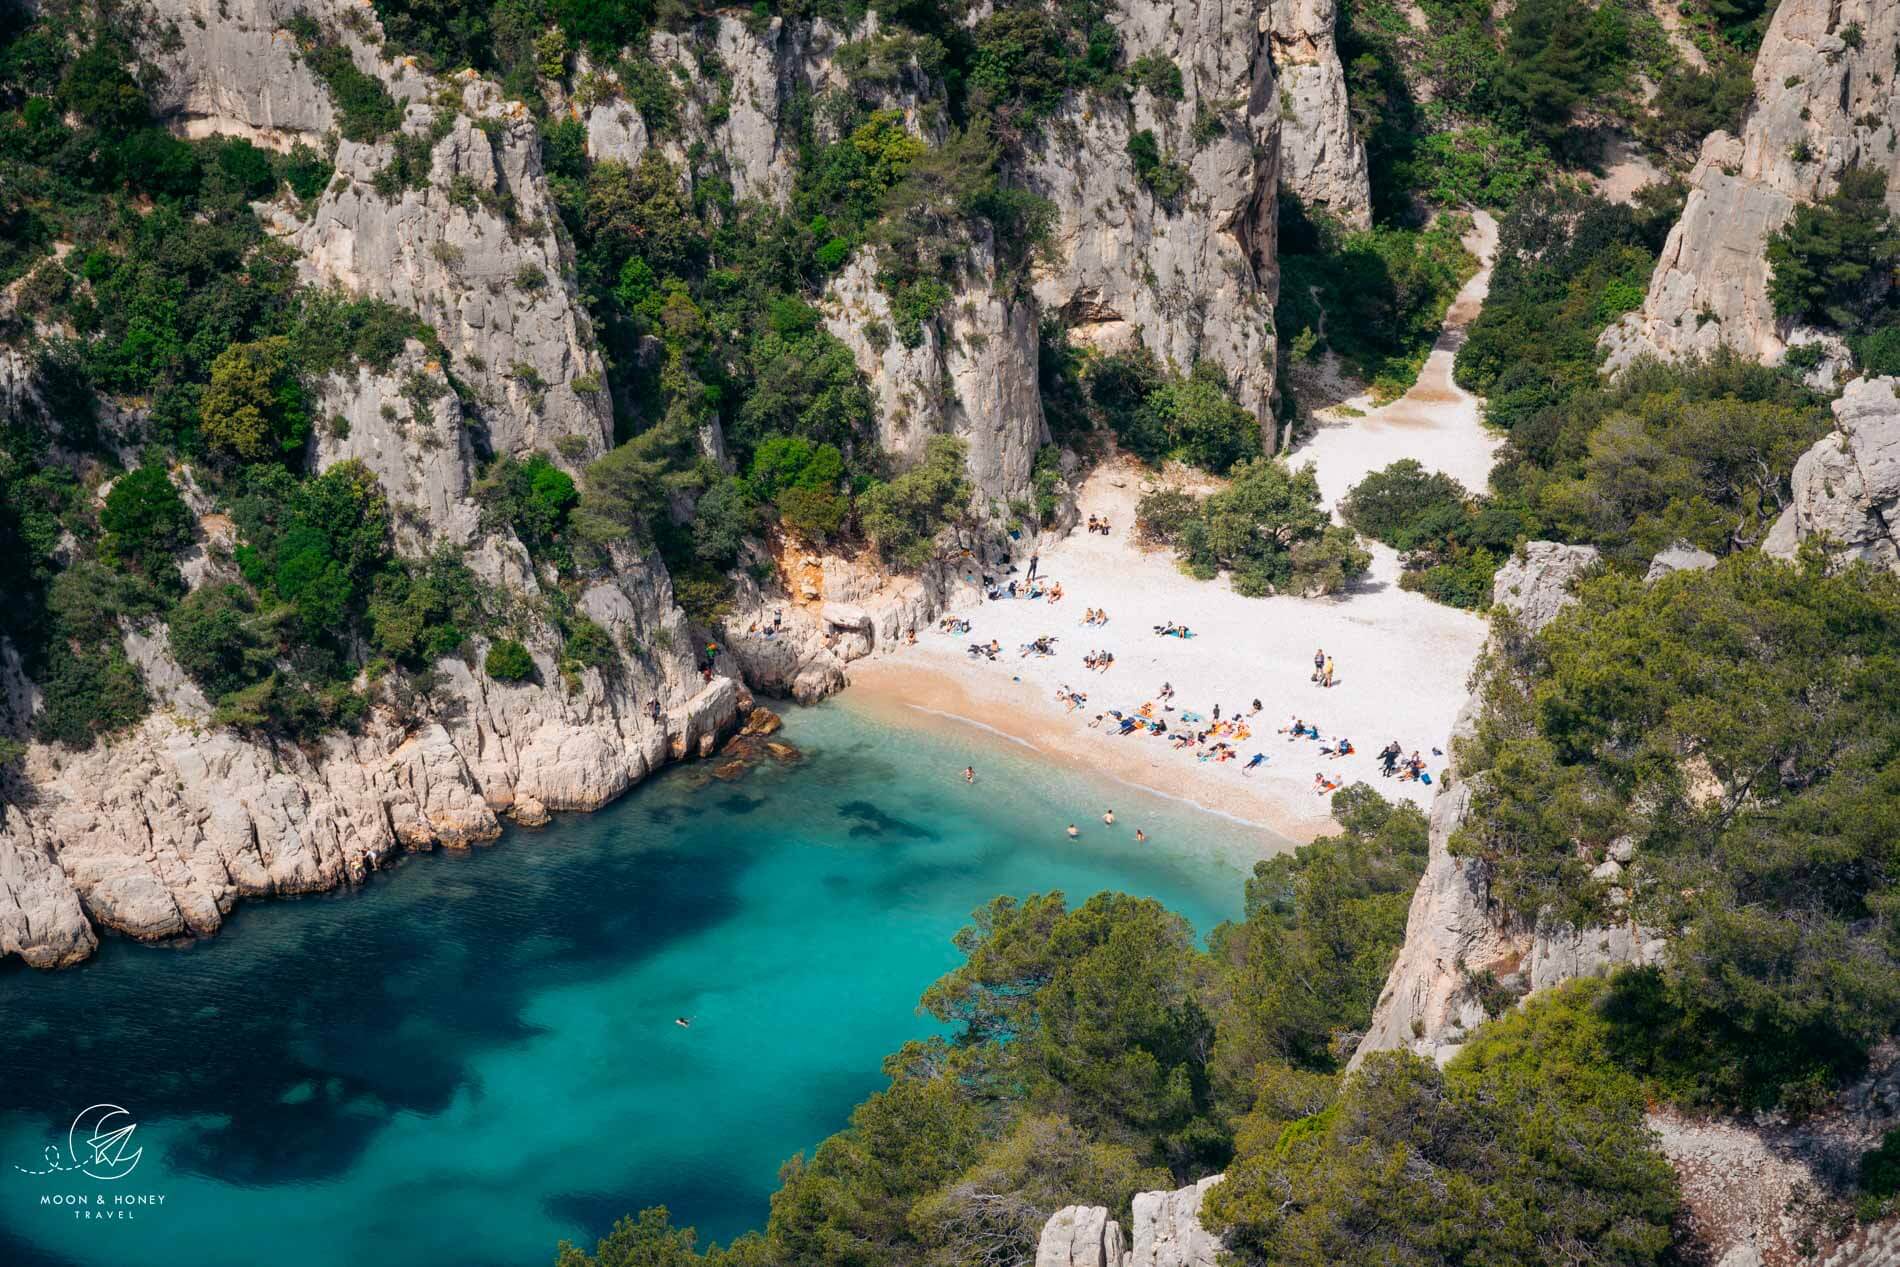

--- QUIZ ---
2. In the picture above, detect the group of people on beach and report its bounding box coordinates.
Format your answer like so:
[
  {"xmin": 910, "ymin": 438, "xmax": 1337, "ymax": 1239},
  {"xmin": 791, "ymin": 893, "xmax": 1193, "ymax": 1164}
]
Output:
[
  {"xmin": 942, "ymin": 529, "xmax": 1442, "ymax": 815},
  {"xmin": 1378, "ymin": 741, "xmax": 1432, "ymax": 782}
]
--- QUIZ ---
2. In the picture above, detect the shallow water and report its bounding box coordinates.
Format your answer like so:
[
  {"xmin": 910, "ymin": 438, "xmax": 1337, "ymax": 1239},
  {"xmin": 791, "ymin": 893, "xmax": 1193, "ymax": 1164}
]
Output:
[{"xmin": 0, "ymin": 698, "xmax": 1273, "ymax": 1267}]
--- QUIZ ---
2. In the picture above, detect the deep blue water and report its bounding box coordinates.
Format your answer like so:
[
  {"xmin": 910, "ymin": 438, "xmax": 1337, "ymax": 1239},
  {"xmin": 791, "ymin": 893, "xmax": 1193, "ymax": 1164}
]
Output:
[{"xmin": 0, "ymin": 698, "xmax": 1267, "ymax": 1267}]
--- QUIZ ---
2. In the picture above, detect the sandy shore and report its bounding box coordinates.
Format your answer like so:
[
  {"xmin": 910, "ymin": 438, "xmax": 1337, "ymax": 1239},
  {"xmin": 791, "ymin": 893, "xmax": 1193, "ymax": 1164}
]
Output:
[{"xmin": 846, "ymin": 212, "xmax": 1504, "ymax": 846}]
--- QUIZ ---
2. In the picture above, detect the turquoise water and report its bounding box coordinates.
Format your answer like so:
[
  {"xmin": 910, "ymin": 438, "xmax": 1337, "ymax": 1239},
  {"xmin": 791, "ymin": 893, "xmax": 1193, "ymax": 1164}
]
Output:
[{"xmin": 0, "ymin": 698, "xmax": 1270, "ymax": 1267}]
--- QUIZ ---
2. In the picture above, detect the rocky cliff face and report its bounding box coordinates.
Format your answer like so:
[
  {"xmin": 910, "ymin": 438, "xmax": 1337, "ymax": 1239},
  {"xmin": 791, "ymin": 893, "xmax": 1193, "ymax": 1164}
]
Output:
[
  {"xmin": 1036, "ymin": 1175, "xmax": 1226, "ymax": 1267},
  {"xmin": 1267, "ymin": 0, "xmax": 1372, "ymax": 229},
  {"xmin": 1601, "ymin": 0, "xmax": 1900, "ymax": 371},
  {"xmin": 0, "ymin": 0, "xmax": 1369, "ymax": 968},
  {"xmin": 1352, "ymin": 542, "xmax": 1666, "ymax": 1067},
  {"xmin": 0, "ymin": 535, "xmax": 746, "ymax": 967},
  {"xmin": 1765, "ymin": 375, "xmax": 1900, "ymax": 571},
  {"xmin": 1027, "ymin": 0, "xmax": 1283, "ymax": 432}
]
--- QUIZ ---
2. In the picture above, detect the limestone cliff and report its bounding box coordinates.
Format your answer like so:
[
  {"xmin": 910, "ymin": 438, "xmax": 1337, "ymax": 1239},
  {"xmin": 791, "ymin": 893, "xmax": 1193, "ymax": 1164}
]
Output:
[
  {"xmin": 1352, "ymin": 542, "xmax": 1666, "ymax": 1068},
  {"xmin": 0, "ymin": 0, "xmax": 1373, "ymax": 968},
  {"xmin": 1267, "ymin": 0, "xmax": 1371, "ymax": 229},
  {"xmin": 1601, "ymin": 0, "xmax": 1900, "ymax": 370},
  {"xmin": 1027, "ymin": 0, "xmax": 1283, "ymax": 433},
  {"xmin": 1036, "ymin": 1175, "xmax": 1226, "ymax": 1267},
  {"xmin": 1765, "ymin": 375, "xmax": 1900, "ymax": 570}
]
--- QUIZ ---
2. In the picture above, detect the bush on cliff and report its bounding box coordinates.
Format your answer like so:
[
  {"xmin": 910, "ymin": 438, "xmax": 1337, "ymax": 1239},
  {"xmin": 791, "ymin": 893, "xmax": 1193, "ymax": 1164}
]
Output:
[
  {"xmin": 1204, "ymin": 981, "xmax": 1678, "ymax": 1267},
  {"xmin": 484, "ymin": 638, "xmax": 536, "ymax": 683},
  {"xmin": 1453, "ymin": 553, "xmax": 1900, "ymax": 1108}
]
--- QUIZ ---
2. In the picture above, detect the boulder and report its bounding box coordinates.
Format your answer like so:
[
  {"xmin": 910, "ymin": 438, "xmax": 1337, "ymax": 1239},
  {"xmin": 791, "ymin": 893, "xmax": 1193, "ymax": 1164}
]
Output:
[
  {"xmin": 1645, "ymin": 542, "xmax": 1719, "ymax": 581},
  {"xmin": 1764, "ymin": 376, "xmax": 1900, "ymax": 572},
  {"xmin": 1491, "ymin": 542, "xmax": 1601, "ymax": 633}
]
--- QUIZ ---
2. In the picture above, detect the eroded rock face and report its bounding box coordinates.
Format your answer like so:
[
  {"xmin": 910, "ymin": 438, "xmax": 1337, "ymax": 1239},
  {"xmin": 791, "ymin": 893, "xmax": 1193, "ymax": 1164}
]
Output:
[
  {"xmin": 1027, "ymin": 0, "xmax": 1282, "ymax": 432},
  {"xmin": 1354, "ymin": 543, "xmax": 1650, "ymax": 1067},
  {"xmin": 1490, "ymin": 541, "xmax": 1601, "ymax": 633},
  {"xmin": 139, "ymin": 0, "xmax": 337, "ymax": 148},
  {"xmin": 821, "ymin": 242, "xmax": 1047, "ymax": 507},
  {"xmin": 1037, "ymin": 1205, "xmax": 1129, "ymax": 1267},
  {"xmin": 1035, "ymin": 1175, "xmax": 1227, "ymax": 1267},
  {"xmin": 0, "ymin": 538, "xmax": 747, "ymax": 966},
  {"xmin": 1267, "ymin": 0, "xmax": 1372, "ymax": 229},
  {"xmin": 312, "ymin": 343, "xmax": 482, "ymax": 550},
  {"xmin": 1764, "ymin": 375, "xmax": 1900, "ymax": 571},
  {"xmin": 279, "ymin": 94, "xmax": 613, "ymax": 472},
  {"xmin": 1601, "ymin": 0, "xmax": 1900, "ymax": 370}
]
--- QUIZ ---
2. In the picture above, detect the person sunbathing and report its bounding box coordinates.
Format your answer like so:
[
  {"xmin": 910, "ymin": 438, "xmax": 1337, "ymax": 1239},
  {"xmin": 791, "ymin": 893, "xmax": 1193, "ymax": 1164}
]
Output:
[
  {"xmin": 1048, "ymin": 582, "xmax": 1064, "ymax": 602},
  {"xmin": 1243, "ymin": 752, "xmax": 1266, "ymax": 774}
]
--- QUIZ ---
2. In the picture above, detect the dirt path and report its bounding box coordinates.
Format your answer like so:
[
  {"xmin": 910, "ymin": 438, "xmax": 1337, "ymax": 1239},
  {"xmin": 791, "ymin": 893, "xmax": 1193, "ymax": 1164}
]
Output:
[{"xmin": 1291, "ymin": 210, "xmax": 1503, "ymax": 512}]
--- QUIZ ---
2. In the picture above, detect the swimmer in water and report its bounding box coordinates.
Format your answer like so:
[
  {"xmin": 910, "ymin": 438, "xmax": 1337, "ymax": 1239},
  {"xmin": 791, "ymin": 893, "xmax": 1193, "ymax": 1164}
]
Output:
[
  {"xmin": 1066, "ymin": 824, "xmax": 1079, "ymax": 839},
  {"xmin": 963, "ymin": 766, "xmax": 976, "ymax": 784},
  {"xmin": 1135, "ymin": 829, "xmax": 1147, "ymax": 843},
  {"xmin": 1103, "ymin": 809, "xmax": 1115, "ymax": 825},
  {"xmin": 675, "ymin": 1017, "xmax": 692, "ymax": 1029}
]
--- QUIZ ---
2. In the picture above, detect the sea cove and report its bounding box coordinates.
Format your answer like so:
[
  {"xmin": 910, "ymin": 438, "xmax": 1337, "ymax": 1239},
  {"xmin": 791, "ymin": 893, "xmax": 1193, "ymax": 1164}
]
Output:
[{"xmin": 0, "ymin": 699, "xmax": 1271, "ymax": 1267}]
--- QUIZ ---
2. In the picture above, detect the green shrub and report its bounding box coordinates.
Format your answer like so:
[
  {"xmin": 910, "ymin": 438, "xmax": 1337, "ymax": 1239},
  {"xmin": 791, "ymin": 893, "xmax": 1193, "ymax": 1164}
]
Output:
[
  {"xmin": 1127, "ymin": 129, "xmax": 1189, "ymax": 201},
  {"xmin": 299, "ymin": 29, "xmax": 405, "ymax": 143},
  {"xmin": 1766, "ymin": 166, "xmax": 1900, "ymax": 333},
  {"xmin": 169, "ymin": 583, "xmax": 274, "ymax": 699},
  {"xmin": 1128, "ymin": 52, "xmax": 1183, "ymax": 101},
  {"xmin": 200, "ymin": 337, "xmax": 311, "ymax": 463},
  {"xmin": 484, "ymin": 638, "xmax": 536, "ymax": 682},
  {"xmin": 1340, "ymin": 460, "xmax": 1470, "ymax": 551},
  {"xmin": 33, "ymin": 641, "xmax": 149, "ymax": 747},
  {"xmin": 1138, "ymin": 460, "xmax": 1370, "ymax": 597},
  {"xmin": 858, "ymin": 435, "xmax": 970, "ymax": 570},
  {"xmin": 101, "ymin": 463, "xmax": 192, "ymax": 577}
]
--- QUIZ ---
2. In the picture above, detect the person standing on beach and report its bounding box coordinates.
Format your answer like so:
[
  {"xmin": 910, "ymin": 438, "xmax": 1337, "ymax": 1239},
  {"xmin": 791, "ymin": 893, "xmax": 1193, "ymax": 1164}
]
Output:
[
  {"xmin": 1313, "ymin": 648, "xmax": 1325, "ymax": 682},
  {"xmin": 1323, "ymin": 655, "xmax": 1336, "ymax": 688},
  {"xmin": 1028, "ymin": 552, "xmax": 1040, "ymax": 581}
]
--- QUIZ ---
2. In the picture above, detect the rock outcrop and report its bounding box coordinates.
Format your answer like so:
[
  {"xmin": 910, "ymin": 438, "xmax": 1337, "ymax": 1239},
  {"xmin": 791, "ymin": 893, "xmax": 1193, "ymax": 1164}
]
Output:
[
  {"xmin": 1027, "ymin": 0, "xmax": 1282, "ymax": 432},
  {"xmin": 820, "ymin": 242, "xmax": 1047, "ymax": 507},
  {"xmin": 1488, "ymin": 541, "xmax": 1601, "ymax": 632},
  {"xmin": 1036, "ymin": 1175, "xmax": 1226, "ymax": 1267},
  {"xmin": 1267, "ymin": 0, "xmax": 1372, "ymax": 229},
  {"xmin": 1764, "ymin": 375, "xmax": 1900, "ymax": 571},
  {"xmin": 0, "ymin": 543, "xmax": 747, "ymax": 966},
  {"xmin": 1601, "ymin": 0, "xmax": 1900, "ymax": 371},
  {"xmin": 1353, "ymin": 542, "xmax": 1659, "ymax": 1067}
]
